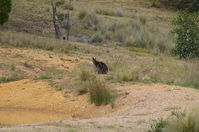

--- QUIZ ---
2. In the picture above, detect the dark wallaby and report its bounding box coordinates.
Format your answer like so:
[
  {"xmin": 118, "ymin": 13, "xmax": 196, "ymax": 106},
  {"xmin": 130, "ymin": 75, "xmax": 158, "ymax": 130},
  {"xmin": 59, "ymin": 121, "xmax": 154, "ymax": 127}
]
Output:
[{"xmin": 92, "ymin": 57, "xmax": 108, "ymax": 74}]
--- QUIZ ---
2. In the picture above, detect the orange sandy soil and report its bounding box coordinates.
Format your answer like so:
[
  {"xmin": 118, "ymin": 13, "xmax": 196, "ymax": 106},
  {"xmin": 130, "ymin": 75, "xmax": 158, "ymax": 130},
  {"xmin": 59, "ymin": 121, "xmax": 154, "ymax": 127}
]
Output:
[{"xmin": 0, "ymin": 79, "xmax": 115, "ymax": 125}]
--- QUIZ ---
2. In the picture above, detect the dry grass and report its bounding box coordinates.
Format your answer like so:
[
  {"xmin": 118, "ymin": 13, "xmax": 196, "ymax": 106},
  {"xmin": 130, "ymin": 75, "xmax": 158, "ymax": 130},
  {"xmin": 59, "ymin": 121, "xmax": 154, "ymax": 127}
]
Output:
[
  {"xmin": 147, "ymin": 109, "xmax": 199, "ymax": 132},
  {"xmin": 0, "ymin": 30, "xmax": 198, "ymax": 89},
  {"xmin": 88, "ymin": 76, "xmax": 116, "ymax": 106}
]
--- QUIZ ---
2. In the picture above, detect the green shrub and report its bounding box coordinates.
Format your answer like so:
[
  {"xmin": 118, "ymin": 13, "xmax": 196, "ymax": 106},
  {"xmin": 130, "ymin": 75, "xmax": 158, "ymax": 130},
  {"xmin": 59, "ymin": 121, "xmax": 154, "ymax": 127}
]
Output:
[
  {"xmin": 157, "ymin": 0, "xmax": 199, "ymax": 12},
  {"xmin": 0, "ymin": 0, "xmax": 12, "ymax": 24},
  {"xmin": 88, "ymin": 77, "xmax": 115, "ymax": 105},
  {"xmin": 172, "ymin": 11, "xmax": 199, "ymax": 58},
  {"xmin": 57, "ymin": 13, "xmax": 65, "ymax": 21}
]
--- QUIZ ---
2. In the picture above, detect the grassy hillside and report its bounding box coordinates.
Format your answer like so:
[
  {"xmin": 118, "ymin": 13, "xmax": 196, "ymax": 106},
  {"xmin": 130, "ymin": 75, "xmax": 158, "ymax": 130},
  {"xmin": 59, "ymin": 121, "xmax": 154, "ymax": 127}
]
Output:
[{"xmin": 0, "ymin": 0, "xmax": 176, "ymax": 54}]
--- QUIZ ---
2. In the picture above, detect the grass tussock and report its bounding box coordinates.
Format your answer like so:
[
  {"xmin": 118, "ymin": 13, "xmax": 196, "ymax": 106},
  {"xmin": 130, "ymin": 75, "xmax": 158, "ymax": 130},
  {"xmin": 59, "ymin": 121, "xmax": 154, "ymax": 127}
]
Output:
[
  {"xmin": 88, "ymin": 76, "xmax": 116, "ymax": 106},
  {"xmin": 147, "ymin": 110, "xmax": 199, "ymax": 132},
  {"xmin": 78, "ymin": 65, "xmax": 95, "ymax": 82},
  {"xmin": 177, "ymin": 62, "xmax": 199, "ymax": 89},
  {"xmin": 95, "ymin": 8, "xmax": 123, "ymax": 17},
  {"xmin": 109, "ymin": 61, "xmax": 139, "ymax": 83},
  {"xmin": 34, "ymin": 75, "xmax": 52, "ymax": 80}
]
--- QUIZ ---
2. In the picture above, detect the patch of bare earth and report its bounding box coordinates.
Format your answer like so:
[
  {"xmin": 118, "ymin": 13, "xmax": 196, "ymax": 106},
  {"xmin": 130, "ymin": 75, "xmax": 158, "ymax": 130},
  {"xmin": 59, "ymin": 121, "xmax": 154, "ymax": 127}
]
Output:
[
  {"xmin": 0, "ymin": 80, "xmax": 115, "ymax": 125},
  {"xmin": 0, "ymin": 48, "xmax": 78, "ymax": 78},
  {"xmin": 0, "ymin": 82, "xmax": 199, "ymax": 132}
]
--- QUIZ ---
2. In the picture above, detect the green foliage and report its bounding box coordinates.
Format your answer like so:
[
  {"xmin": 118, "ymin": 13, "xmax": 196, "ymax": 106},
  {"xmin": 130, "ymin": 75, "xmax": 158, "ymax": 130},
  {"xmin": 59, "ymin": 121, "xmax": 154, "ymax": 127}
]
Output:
[
  {"xmin": 156, "ymin": 0, "xmax": 199, "ymax": 12},
  {"xmin": 172, "ymin": 11, "xmax": 199, "ymax": 58},
  {"xmin": 0, "ymin": 0, "xmax": 12, "ymax": 25},
  {"xmin": 57, "ymin": 13, "xmax": 65, "ymax": 21}
]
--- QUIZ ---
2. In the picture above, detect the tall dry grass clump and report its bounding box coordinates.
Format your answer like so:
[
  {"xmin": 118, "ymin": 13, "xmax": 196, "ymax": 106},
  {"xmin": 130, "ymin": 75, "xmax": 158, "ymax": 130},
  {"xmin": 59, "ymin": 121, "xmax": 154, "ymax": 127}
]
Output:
[
  {"xmin": 178, "ymin": 62, "xmax": 199, "ymax": 89},
  {"xmin": 109, "ymin": 60, "xmax": 139, "ymax": 82},
  {"xmin": 88, "ymin": 76, "xmax": 115, "ymax": 105}
]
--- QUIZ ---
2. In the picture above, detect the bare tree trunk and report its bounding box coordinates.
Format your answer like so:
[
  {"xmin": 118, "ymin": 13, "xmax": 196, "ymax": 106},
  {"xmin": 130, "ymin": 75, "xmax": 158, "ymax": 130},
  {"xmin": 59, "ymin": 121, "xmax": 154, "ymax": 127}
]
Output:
[
  {"xmin": 66, "ymin": 0, "xmax": 71, "ymax": 41},
  {"xmin": 52, "ymin": 0, "xmax": 61, "ymax": 39}
]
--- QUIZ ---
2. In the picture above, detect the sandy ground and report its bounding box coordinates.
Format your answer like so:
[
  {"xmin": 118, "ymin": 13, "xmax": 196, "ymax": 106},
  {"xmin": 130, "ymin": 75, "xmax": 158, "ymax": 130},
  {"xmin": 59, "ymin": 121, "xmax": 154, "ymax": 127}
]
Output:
[
  {"xmin": 0, "ymin": 80, "xmax": 116, "ymax": 125},
  {"xmin": 0, "ymin": 81, "xmax": 199, "ymax": 132}
]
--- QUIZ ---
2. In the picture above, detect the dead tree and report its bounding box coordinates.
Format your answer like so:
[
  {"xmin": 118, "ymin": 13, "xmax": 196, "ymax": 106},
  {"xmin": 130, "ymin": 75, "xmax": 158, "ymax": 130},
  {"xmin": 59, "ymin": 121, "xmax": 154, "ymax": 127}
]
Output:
[
  {"xmin": 66, "ymin": 0, "xmax": 72, "ymax": 40},
  {"xmin": 51, "ymin": 0, "xmax": 61, "ymax": 39}
]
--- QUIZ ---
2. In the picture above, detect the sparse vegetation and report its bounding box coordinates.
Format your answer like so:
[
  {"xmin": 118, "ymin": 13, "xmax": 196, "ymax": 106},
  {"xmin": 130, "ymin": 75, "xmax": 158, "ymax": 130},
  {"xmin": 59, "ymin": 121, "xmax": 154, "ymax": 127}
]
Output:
[
  {"xmin": 95, "ymin": 8, "xmax": 123, "ymax": 17},
  {"xmin": 0, "ymin": 31, "xmax": 71, "ymax": 54},
  {"xmin": 0, "ymin": 74, "xmax": 23, "ymax": 83},
  {"xmin": 147, "ymin": 110, "xmax": 199, "ymax": 132},
  {"xmin": 34, "ymin": 75, "xmax": 52, "ymax": 80}
]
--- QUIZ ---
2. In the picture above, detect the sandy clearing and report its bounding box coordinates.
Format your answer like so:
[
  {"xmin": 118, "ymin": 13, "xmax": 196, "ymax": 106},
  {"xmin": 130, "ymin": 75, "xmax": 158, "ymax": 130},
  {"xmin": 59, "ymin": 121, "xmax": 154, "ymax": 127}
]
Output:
[
  {"xmin": 0, "ymin": 81, "xmax": 199, "ymax": 131},
  {"xmin": 0, "ymin": 79, "xmax": 116, "ymax": 125}
]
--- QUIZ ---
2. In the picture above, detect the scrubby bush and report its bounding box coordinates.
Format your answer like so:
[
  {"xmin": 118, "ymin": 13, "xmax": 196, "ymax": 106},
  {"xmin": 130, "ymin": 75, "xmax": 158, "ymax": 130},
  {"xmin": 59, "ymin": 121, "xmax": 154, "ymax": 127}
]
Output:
[
  {"xmin": 0, "ymin": 0, "xmax": 12, "ymax": 25},
  {"xmin": 172, "ymin": 11, "xmax": 199, "ymax": 58}
]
